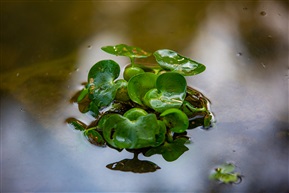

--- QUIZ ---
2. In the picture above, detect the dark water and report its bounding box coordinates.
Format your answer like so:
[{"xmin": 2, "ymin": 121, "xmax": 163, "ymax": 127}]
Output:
[{"xmin": 1, "ymin": 1, "xmax": 288, "ymax": 192}]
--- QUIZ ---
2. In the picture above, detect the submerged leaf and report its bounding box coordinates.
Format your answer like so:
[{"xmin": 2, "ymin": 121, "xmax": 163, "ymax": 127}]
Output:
[{"xmin": 154, "ymin": 49, "xmax": 206, "ymax": 76}]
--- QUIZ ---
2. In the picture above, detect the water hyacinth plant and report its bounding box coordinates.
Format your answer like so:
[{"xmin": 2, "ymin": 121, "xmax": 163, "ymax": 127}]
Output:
[{"xmin": 67, "ymin": 44, "xmax": 214, "ymax": 173}]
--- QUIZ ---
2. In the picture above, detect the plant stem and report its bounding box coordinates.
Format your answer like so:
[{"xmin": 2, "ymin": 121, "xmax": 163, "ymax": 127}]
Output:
[
  {"xmin": 130, "ymin": 57, "xmax": 135, "ymax": 67},
  {"xmin": 166, "ymin": 130, "xmax": 174, "ymax": 143},
  {"xmin": 184, "ymin": 101, "xmax": 207, "ymax": 113}
]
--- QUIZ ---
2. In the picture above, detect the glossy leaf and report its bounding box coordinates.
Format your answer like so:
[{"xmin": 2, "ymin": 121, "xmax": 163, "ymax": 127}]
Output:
[
  {"xmin": 160, "ymin": 108, "xmax": 189, "ymax": 133},
  {"xmin": 145, "ymin": 137, "xmax": 189, "ymax": 162},
  {"xmin": 123, "ymin": 108, "xmax": 148, "ymax": 121},
  {"xmin": 143, "ymin": 72, "xmax": 187, "ymax": 112},
  {"xmin": 154, "ymin": 49, "xmax": 206, "ymax": 76},
  {"xmin": 124, "ymin": 66, "xmax": 145, "ymax": 81},
  {"xmin": 101, "ymin": 110, "xmax": 165, "ymax": 149},
  {"xmin": 87, "ymin": 60, "xmax": 120, "ymax": 108},
  {"xmin": 101, "ymin": 44, "xmax": 151, "ymax": 59},
  {"xmin": 127, "ymin": 73, "xmax": 158, "ymax": 105}
]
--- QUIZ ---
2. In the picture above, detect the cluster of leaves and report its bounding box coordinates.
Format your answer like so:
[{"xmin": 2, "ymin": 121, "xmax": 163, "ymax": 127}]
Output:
[{"xmin": 68, "ymin": 44, "xmax": 214, "ymax": 163}]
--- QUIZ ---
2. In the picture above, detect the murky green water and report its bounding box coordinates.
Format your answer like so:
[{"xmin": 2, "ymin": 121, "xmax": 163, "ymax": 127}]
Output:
[{"xmin": 1, "ymin": 1, "xmax": 288, "ymax": 192}]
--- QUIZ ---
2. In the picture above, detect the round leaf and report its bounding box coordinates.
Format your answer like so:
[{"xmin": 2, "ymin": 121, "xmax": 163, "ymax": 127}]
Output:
[
  {"xmin": 101, "ymin": 113, "xmax": 165, "ymax": 149},
  {"xmin": 143, "ymin": 73, "xmax": 187, "ymax": 112},
  {"xmin": 101, "ymin": 44, "xmax": 151, "ymax": 59},
  {"xmin": 124, "ymin": 66, "xmax": 145, "ymax": 81},
  {"xmin": 127, "ymin": 73, "xmax": 158, "ymax": 105},
  {"xmin": 88, "ymin": 60, "xmax": 120, "ymax": 84},
  {"xmin": 160, "ymin": 108, "xmax": 189, "ymax": 133},
  {"xmin": 153, "ymin": 49, "xmax": 206, "ymax": 76},
  {"xmin": 123, "ymin": 108, "xmax": 148, "ymax": 121},
  {"xmin": 87, "ymin": 60, "xmax": 120, "ymax": 107}
]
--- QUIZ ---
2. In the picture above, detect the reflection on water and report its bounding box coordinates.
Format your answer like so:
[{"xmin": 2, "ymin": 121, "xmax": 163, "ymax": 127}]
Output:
[{"xmin": 1, "ymin": 1, "xmax": 288, "ymax": 192}]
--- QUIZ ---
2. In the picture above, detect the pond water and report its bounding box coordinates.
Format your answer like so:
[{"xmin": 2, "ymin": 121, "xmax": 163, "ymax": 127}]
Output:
[{"xmin": 1, "ymin": 1, "xmax": 288, "ymax": 192}]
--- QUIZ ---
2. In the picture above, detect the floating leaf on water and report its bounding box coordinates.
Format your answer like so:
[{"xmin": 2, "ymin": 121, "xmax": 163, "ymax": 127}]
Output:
[
  {"xmin": 209, "ymin": 163, "xmax": 242, "ymax": 184},
  {"xmin": 154, "ymin": 49, "xmax": 206, "ymax": 76},
  {"xmin": 101, "ymin": 44, "xmax": 151, "ymax": 59}
]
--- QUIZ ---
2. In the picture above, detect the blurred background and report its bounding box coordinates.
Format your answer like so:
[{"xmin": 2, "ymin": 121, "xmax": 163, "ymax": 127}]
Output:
[{"xmin": 1, "ymin": 1, "xmax": 288, "ymax": 192}]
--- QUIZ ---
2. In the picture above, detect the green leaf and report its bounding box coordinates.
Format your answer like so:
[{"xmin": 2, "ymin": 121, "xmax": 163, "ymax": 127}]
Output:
[
  {"xmin": 153, "ymin": 49, "xmax": 206, "ymax": 76},
  {"xmin": 77, "ymin": 88, "xmax": 88, "ymax": 102},
  {"xmin": 101, "ymin": 110, "xmax": 165, "ymax": 149},
  {"xmin": 124, "ymin": 66, "xmax": 145, "ymax": 81},
  {"xmin": 84, "ymin": 128, "xmax": 106, "ymax": 147},
  {"xmin": 101, "ymin": 44, "xmax": 151, "ymax": 59},
  {"xmin": 145, "ymin": 137, "xmax": 189, "ymax": 162},
  {"xmin": 127, "ymin": 73, "xmax": 158, "ymax": 105},
  {"xmin": 209, "ymin": 163, "xmax": 241, "ymax": 184},
  {"xmin": 143, "ymin": 72, "xmax": 187, "ymax": 112},
  {"xmin": 114, "ymin": 79, "xmax": 130, "ymax": 102},
  {"xmin": 87, "ymin": 60, "xmax": 120, "ymax": 108},
  {"xmin": 160, "ymin": 108, "xmax": 189, "ymax": 133},
  {"xmin": 66, "ymin": 118, "xmax": 87, "ymax": 131},
  {"xmin": 123, "ymin": 108, "xmax": 148, "ymax": 121}
]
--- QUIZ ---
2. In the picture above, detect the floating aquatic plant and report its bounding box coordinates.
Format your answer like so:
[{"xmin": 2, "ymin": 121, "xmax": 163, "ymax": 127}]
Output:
[{"xmin": 67, "ymin": 44, "xmax": 214, "ymax": 173}]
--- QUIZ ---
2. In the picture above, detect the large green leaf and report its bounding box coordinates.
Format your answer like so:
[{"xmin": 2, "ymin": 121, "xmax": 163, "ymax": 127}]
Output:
[
  {"xmin": 154, "ymin": 49, "xmax": 206, "ymax": 76},
  {"xmin": 101, "ymin": 44, "xmax": 151, "ymax": 59},
  {"xmin": 143, "ymin": 72, "xmax": 187, "ymax": 112},
  {"xmin": 101, "ymin": 109, "xmax": 165, "ymax": 149},
  {"xmin": 87, "ymin": 60, "xmax": 121, "ymax": 108},
  {"xmin": 127, "ymin": 73, "xmax": 158, "ymax": 105}
]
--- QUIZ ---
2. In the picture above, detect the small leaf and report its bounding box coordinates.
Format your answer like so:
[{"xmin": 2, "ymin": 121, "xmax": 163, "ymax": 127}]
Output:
[
  {"xmin": 77, "ymin": 88, "xmax": 88, "ymax": 102},
  {"xmin": 127, "ymin": 73, "xmax": 158, "ymax": 105},
  {"xmin": 101, "ymin": 44, "xmax": 151, "ymax": 59},
  {"xmin": 66, "ymin": 118, "xmax": 87, "ymax": 131},
  {"xmin": 124, "ymin": 66, "xmax": 145, "ymax": 81},
  {"xmin": 87, "ymin": 60, "xmax": 120, "ymax": 108},
  {"xmin": 123, "ymin": 108, "xmax": 148, "ymax": 121},
  {"xmin": 209, "ymin": 163, "xmax": 241, "ymax": 184},
  {"xmin": 160, "ymin": 108, "xmax": 189, "ymax": 133},
  {"xmin": 143, "ymin": 72, "xmax": 187, "ymax": 112},
  {"xmin": 84, "ymin": 128, "xmax": 106, "ymax": 147},
  {"xmin": 154, "ymin": 49, "xmax": 206, "ymax": 76},
  {"xmin": 114, "ymin": 79, "xmax": 130, "ymax": 102}
]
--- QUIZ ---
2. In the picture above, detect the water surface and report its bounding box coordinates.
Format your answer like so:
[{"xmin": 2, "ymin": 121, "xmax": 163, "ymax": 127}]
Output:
[{"xmin": 1, "ymin": 1, "xmax": 288, "ymax": 192}]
